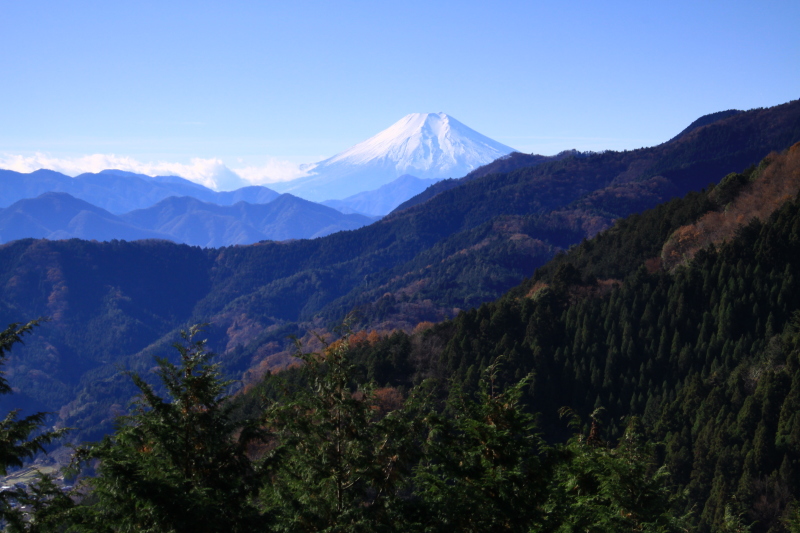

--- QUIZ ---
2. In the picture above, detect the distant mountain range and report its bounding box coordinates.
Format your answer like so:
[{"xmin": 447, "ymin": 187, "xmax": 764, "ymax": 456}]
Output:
[
  {"xmin": 274, "ymin": 113, "xmax": 515, "ymax": 201},
  {"xmin": 0, "ymin": 168, "xmax": 382, "ymax": 246},
  {"xmin": 0, "ymin": 169, "xmax": 280, "ymax": 214},
  {"xmin": 0, "ymin": 113, "xmax": 512, "ymax": 234},
  {"xmin": 0, "ymin": 113, "xmax": 517, "ymax": 239},
  {"xmin": 120, "ymin": 194, "xmax": 374, "ymax": 246},
  {"xmin": 0, "ymin": 192, "xmax": 171, "ymax": 244},
  {"xmin": 2, "ymin": 99, "xmax": 799, "ymax": 442},
  {"xmin": 322, "ymin": 174, "xmax": 439, "ymax": 216},
  {"xmin": 0, "ymin": 191, "xmax": 374, "ymax": 247}
]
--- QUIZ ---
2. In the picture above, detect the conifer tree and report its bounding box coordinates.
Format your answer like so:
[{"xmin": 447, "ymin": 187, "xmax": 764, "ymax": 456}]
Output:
[
  {"xmin": 73, "ymin": 325, "xmax": 266, "ymax": 532},
  {"xmin": 261, "ymin": 333, "xmax": 425, "ymax": 532},
  {"xmin": 413, "ymin": 360, "xmax": 549, "ymax": 532},
  {"xmin": 546, "ymin": 411, "xmax": 688, "ymax": 533},
  {"xmin": 0, "ymin": 320, "xmax": 69, "ymax": 530}
]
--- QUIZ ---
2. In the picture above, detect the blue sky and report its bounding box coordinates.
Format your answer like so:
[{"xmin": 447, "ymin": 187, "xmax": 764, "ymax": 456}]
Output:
[{"xmin": 1, "ymin": 1, "xmax": 798, "ymax": 188}]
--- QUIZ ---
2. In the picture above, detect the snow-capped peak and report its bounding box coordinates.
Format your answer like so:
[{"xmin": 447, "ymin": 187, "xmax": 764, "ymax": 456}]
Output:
[
  {"xmin": 324, "ymin": 112, "xmax": 512, "ymax": 170},
  {"xmin": 273, "ymin": 113, "xmax": 515, "ymax": 201}
]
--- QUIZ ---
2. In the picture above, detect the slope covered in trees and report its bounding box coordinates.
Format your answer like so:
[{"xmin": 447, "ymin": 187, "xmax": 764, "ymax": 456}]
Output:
[
  {"xmin": 8, "ymin": 324, "xmax": 689, "ymax": 532},
  {"xmin": 11, "ymin": 148, "xmax": 797, "ymax": 531},
  {"xmin": 0, "ymin": 101, "xmax": 798, "ymax": 445},
  {"xmin": 4, "ymin": 123, "xmax": 800, "ymax": 531},
  {"xmin": 282, "ymin": 143, "xmax": 800, "ymax": 532}
]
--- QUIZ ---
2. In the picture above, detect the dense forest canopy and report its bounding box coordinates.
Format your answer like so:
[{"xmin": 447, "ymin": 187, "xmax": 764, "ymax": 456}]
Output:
[
  {"xmin": 3, "ymin": 142, "xmax": 800, "ymax": 530},
  {"xmin": 1, "ymin": 103, "xmax": 800, "ymax": 531},
  {"xmin": 256, "ymin": 143, "xmax": 800, "ymax": 532},
  {"xmin": 1, "ymin": 101, "xmax": 798, "ymax": 446}
]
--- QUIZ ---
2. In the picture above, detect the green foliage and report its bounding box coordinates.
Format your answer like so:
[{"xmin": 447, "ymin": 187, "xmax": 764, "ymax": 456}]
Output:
[
  {"xmin": 413, "ymin": 361, "xmax": 548, "ymax": 532},
  {"xmin": 0, "ymin": 322, "xmax": 684, "ymax": 532},
  {"xmin": 710, "ymin": 171, "xmax": 751, "ymax": 206},
  {"xmin": 2, "ymin": 100, "xmax": 799, "ymax": 446},
  {"xmin": 0, "ymin": 106, "xmax": 799, "ymax": 530},
  {"xmin": 545, "ymin": 412, "xmax": 687, "ymax": 532},
  {"xmin": 307, "ymin": 155, "xmax": 800, "ymax": 531},
  {"xmin": 493, "ymin": 199, "xmax": 800, "ymax": 530},
  {"xmin": 261, "ymin": 334, "xmax": 425, "ymax": 532},
  {"xmin": 0, "ymin": 320, "xmax": 68, "ymax": 530},
  {"xmin": 0, "ymin": 321, "xmax": 64, "ymax": 475},
  {"xmin": 71, "ymin": 325, "xmax": 265, "ymax": 532},
  {"xmin": 259, "ymin": 347, "xmax": 680, "ymax": 533},
  {"xmin": 3, "ymin": 474, "xmax": 75, "ymax": 533}
]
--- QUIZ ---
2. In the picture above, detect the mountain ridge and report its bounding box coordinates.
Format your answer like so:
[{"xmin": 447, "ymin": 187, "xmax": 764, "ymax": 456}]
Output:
[
  {"xmin": 0, "ymin": 99, "xmax": 799, "ymax": 445},
  {"xmin": 0, "ymin": 191, "xmax": 375, "ymax": 247},
  {"xmin": 0, "ymin": 168, "xmax": 281, "ymax": 214},
  {"xmin": 0, "ymin": 192, "xmax": 173, "ymax": 243}
]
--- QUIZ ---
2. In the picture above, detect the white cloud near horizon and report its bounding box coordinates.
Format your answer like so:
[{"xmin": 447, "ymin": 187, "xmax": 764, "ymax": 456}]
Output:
[
  {"xmin": 235, "ymin": 159, "xmax": 315, "ymax": 186},
  {"xmin": 0, "ymin": 152, "xmax": 313, "ymax": 191}
]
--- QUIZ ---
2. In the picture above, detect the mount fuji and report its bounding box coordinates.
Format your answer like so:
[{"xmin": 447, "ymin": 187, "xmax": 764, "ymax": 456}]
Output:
[{"xmin": 271, "ymin": 113, "xmax": 516, "ymax": 202}]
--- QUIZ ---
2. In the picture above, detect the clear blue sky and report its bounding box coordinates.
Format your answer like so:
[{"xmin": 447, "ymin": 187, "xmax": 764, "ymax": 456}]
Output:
[{"xmin": 1, "ymin": 0, "xmax": 798, "ymax": 186}]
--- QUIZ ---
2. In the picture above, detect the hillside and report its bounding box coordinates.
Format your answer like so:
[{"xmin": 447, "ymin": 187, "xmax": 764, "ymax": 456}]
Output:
[
  {"xmin": 252, "ymin": 142, "xmax": 800, "ymax": 532},
  {"xmin": 391, "ymin": 150, "xmax": 585, "ymax": 213},
  {"xmin": 0, "ymin": 100, "xmax": 798, "ymax": 444},
  {"xmin": 509, "ymin": 147, "xmax": 800, "ymax": 531}
]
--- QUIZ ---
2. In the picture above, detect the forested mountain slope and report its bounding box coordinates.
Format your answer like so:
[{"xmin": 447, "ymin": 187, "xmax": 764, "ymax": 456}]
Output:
[
  {"xmin": 306, "ymin": 143, "xmax": 800, "ymax": 532},
  {"xmin": 393, "ymin": 101, "xmax": 800, "ymax": 214},
  {"xmin": 0, "ymin": 101, "xmax": 799, "ymax": 445}
]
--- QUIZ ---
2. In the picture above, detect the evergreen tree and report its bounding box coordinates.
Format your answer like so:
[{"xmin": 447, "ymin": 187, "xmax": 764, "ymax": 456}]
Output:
[
  {"xmin": 73, "ymin": 325, "xmax": 266, "ymax": 532},
  {"xmin": 0, "ymin": 320, "xmax": 69, "ymax": 531},
  {"xmin": 261, "ymin": 333, "xmax": 424, "ymax": 532},
  {"xmin": 413, "ymin": 360, "xmax": 549, "ymax": 532},
  {"xmin": 546, "ymin": 411, "xmax": 688, "ymax": 533}
]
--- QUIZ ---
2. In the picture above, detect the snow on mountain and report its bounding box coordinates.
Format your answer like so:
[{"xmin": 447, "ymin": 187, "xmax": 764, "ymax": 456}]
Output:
[{"xmin": 272, "ymin": 113, "xmax": 516, "ymax": 201}]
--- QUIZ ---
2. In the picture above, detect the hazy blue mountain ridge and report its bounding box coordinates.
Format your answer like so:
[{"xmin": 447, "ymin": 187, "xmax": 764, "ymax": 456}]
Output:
[
  {"xmin": 121, "ymin": 194, "xmax": 375, "ymax": 246},
  {"xmin": 0, "ymin": 192, "xmax": 375, "ymax": 247},
  {"xmin": 0, "ymin": 192, "xmax": 172, "ymax": 243},
  {"xmin": 322, "ymin": 174, "xmax": 440, "ymax": 216},
  {"xmin": 0, "ymin": 168, "xmax": 280, "ymax": 213}
]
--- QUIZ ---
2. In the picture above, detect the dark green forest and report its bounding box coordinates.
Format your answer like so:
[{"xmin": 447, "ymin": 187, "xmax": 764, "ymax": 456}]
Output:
[
  {"xmin": 1, "ymin": 103, "xmax": 800, "ymax": 531},
  {"xmin": 1, "ymin": 100, "xmax": 799, "ymax": 447},
  {"xmin": 245, "ymin": 144, "xmax": 800, "ymax": 531},
  {"xmin": 0, "ymin": 320, "xmax": 691, "ymax": 532}
]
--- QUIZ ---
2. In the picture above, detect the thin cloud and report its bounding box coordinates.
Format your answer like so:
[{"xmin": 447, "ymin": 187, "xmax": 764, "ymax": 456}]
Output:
[
  {"xmin": 0, "ymin": 152, "xmax": 313, "ymax": 191},
  {"xmin": 233, "ymin": 158, "xmax": 315, "ymax": 185}
]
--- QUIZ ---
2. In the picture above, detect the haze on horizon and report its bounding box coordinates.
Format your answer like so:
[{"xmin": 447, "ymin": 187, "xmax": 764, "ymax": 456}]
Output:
[{"xmin": 1, "ymin": 1, "xmax": 798, "ymax": 190}]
